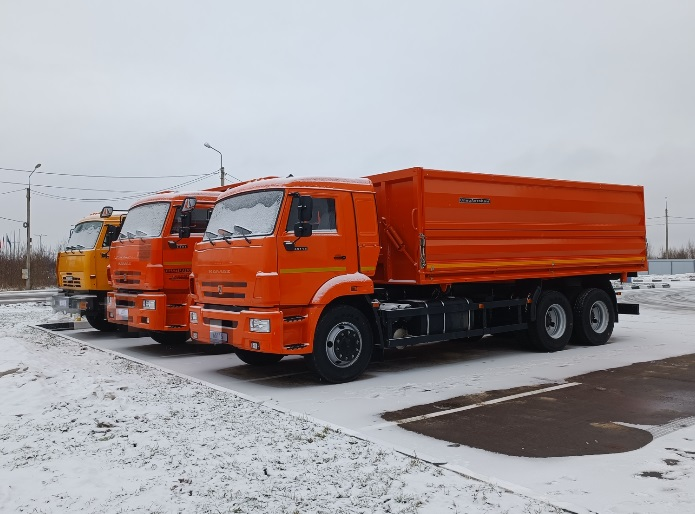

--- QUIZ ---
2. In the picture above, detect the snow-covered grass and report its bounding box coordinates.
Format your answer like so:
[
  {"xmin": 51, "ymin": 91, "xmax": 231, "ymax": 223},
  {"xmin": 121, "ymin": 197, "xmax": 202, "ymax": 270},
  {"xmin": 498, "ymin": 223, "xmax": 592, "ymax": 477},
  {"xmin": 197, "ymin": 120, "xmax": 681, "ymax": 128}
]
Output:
[{"xmin": 0, "ymin": 303, "xmax": 559, "ymax": 513}]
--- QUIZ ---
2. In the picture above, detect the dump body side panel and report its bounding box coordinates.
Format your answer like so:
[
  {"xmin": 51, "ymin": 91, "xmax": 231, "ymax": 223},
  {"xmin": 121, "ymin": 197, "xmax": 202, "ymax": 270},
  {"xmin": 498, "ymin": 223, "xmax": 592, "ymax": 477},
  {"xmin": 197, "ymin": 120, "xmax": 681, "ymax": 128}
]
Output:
[{"xmin": 369, "ymin": 167, "xmax": 647, "ymax": 285}]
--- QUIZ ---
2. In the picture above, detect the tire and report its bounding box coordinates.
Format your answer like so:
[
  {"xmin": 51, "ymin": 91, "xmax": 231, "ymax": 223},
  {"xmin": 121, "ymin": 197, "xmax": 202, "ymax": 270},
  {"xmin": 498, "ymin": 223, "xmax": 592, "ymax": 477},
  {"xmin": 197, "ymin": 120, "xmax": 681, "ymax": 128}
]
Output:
[
  {"xmin": 528, "ymin": 290, "xmax": 573, "ymax": 352},
  {"xmin": 85, "ymin": 314, "xmax": 119, "ymax": 332},
  {"xmin": 572, "ymin": 288, "xmax": 614, "ymax": 346},
  {"xmin": 149, "ymin": 331, "xmax": 190, "ymax": 345},
  {"xmin": 235, "ymin": 348, "xmax": 284, "ymax": 365},
  {"xmin": 307, "ymin": 305, "xmax": 373, "ymax": 383}
]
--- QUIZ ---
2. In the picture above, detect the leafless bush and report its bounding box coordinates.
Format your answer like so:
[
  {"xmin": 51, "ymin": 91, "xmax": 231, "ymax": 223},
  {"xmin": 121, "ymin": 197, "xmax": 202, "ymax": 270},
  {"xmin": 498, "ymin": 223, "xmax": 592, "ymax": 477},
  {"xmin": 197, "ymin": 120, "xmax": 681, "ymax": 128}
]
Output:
[
  {"xmin": 653, "ymin": 241, "xmax": 695, "ymax": 259},
  {"xmin": 0, "ymin": 247, "xmax": 56, "ymax": 290}
]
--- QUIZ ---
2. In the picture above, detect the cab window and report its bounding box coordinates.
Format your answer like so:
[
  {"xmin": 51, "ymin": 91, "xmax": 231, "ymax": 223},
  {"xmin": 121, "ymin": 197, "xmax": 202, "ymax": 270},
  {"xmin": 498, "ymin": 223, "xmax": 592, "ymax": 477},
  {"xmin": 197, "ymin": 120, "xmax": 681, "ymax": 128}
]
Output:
[
  {"xmin": 170, "ymin": 206, "xmax": 212, "ymax": 235},
  {"xmin": 102, "ymin": 224, "xmax": 122, "ymax": 247},
  {"xmin": 286, "ymin": 197, "xmax": 336, "ymax": 232}
]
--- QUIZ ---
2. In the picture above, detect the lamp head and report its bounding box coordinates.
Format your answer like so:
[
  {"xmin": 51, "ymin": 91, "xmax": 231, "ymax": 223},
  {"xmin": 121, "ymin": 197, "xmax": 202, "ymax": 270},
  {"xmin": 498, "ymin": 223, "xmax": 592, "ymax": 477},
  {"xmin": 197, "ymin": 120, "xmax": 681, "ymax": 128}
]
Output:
[
  {"xmin": 204, "ymin": 142, "xmax": 211, "ymax": 148},
  {"xmin": 34, "ymin": 164, "xmax": 41, "ymax": 170}
]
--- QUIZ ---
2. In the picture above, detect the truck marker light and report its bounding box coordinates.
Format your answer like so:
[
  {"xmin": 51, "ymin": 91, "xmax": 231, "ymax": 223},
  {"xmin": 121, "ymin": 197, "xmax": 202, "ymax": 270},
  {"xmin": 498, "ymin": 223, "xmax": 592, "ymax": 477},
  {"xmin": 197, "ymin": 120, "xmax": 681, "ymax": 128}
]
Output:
[
  {"xmin": 142, "ymin": 300, "xmax": 156, "ymax": 310},
  {"xmin": 190, "ymin": 312, "xmax": 198, "ymax": 323},
  {"xmin": 107, "ymin": 296, "xmax": 113, "ymax": 305},
  {"xmin": 249, "ymin": 319, "xmax": 270, "ymax": 333},
  {"xmin": 251, "ymin": 341, "xmax": 260, "ymax": 350},
  {"xmin": 191, "ymin": 331, "xmax": 198, "ymax": 340}
]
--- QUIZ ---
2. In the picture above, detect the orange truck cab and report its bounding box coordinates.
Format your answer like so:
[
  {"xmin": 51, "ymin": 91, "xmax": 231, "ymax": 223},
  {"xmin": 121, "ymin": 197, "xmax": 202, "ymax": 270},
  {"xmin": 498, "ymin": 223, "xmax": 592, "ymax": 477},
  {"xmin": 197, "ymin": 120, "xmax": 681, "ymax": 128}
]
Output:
[
  {"xmin": 106, "ymin": 189, "xmax": 225, "ymax": 344},
  {"xmin": 189, "ymin": 168, "xmax": 647, "ymax": 383},
  {"xmin": 52, "ymin": 207, "xmax": 126, "ymax": 331}
]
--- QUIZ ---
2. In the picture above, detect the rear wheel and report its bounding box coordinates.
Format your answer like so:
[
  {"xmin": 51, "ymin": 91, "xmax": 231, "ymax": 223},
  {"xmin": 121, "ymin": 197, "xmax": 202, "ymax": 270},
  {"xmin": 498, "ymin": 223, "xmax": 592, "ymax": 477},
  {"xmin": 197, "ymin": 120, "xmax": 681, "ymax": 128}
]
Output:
[
  {"xmin": 235, "ymin": 348, "xmax": 284, "ymax": 365},
  {"xmin": 85, "ymin": 314, "xmax": 118, "ymax": 332},
  {"xmin": 572, "ymin": 288, "xmax": 614, "ymax": 346},
  {"xmin": 307, "ymin": 305, "xmax": 373, "ymax": 383},
  {"xmin": 528, "ymin": 290, "xmax": 573, "ymax": 352},
  {"xmin": 150, "ymin": 331, "xmax": 190, "ymax": 345}
]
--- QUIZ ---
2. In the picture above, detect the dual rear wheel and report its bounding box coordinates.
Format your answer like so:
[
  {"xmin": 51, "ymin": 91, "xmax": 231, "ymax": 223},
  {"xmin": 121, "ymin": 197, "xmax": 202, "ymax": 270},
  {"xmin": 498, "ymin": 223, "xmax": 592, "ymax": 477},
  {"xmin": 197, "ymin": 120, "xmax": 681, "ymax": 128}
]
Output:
[{"xmin": 528, "ymin": 288, "xmax": 614, "ymax": 352}]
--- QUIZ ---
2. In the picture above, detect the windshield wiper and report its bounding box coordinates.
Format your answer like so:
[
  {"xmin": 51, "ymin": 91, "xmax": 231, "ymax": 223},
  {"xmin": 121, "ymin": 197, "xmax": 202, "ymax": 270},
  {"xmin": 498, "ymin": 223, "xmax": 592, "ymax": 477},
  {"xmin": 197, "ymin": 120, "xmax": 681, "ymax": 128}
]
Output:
[
  {"xmin": 234, "ymin": 225, "xmax": 252, "ymax": 244},
  {"xmin": 135, "ymin": 230, "xmax": 147, "ymax": 241},
  {"xmin": 204, "ymin": 231, "xmax": 220, "ymax": 246},
  {"xmin": 218, "ymin": 228, "xmax": 233, "ymax": 245}
]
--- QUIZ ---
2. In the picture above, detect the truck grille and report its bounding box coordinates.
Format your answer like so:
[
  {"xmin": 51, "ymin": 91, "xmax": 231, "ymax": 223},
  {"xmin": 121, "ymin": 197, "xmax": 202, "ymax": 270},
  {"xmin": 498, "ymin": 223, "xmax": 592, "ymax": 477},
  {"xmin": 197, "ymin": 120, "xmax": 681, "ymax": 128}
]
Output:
[
  {"xmin": 200, "ymin": 281, "xmax": 247, "ymax": 300},
  {"xmin": 61, "ymin": 275, "xmax": 81, "ymax": 288},
  {"xmin": 113, "ymin": 271, "xmax": 141, "ymax": 285}
]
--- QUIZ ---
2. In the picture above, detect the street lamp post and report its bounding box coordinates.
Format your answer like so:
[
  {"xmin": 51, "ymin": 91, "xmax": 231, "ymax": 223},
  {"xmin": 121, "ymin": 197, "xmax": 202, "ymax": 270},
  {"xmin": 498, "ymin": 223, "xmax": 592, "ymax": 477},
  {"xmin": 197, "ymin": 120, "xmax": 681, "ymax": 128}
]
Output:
[
  {"xmin": 204, "ymin": 142, "xmax": 224, "ymax": 187},
  {"xmin": 26, "ymin": 163, "xmax": 41, "ymax": 289}
]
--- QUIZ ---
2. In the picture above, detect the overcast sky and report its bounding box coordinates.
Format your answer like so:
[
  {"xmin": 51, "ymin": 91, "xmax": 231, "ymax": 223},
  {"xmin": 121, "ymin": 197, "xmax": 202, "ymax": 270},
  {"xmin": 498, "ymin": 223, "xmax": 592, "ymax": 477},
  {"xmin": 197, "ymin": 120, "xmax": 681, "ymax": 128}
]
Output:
[{"xmin": 1, "ymin": 1, "xmax": 694, "ymax": 252}]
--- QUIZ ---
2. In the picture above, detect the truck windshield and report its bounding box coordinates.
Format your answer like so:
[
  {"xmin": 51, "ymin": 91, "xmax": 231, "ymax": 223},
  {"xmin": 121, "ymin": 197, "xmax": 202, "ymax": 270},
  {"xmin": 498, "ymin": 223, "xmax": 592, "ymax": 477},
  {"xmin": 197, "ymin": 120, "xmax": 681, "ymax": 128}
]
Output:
[
  {"xmin": 66, "ymin": 221, "xmax": 103, "ymax": 250},
  {"xmin": 205, "ymin": 190, "xmax": 283, "ymax": 242},
  {"xmin": 119, "ymin": 202, "xmax": 170, "ymax": 240}
]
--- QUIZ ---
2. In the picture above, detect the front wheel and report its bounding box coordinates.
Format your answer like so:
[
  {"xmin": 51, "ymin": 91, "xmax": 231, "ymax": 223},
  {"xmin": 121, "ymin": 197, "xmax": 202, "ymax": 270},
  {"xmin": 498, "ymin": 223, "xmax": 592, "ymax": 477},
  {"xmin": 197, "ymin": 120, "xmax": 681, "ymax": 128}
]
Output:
[
  {"xmin": 307, "ymin": 305, "xmax": 373, "ymax": 383},
  {"xmin": 572, "ymin": 288, "xmax": 614, "ymax": 346},
  {"xmin": 85, "ymin": 314, "xmax": 119, "ymax": 332},
  {"xmin": 150, "ymin": 331, "xmax": 190, "ymax": 345},
  {"xmin": 528, "ymin": 290, "xmax": 573, "ymax": 352},
  {"xmin": 235, "ymin": 349, "xmax": 284, "ymax": 365}
]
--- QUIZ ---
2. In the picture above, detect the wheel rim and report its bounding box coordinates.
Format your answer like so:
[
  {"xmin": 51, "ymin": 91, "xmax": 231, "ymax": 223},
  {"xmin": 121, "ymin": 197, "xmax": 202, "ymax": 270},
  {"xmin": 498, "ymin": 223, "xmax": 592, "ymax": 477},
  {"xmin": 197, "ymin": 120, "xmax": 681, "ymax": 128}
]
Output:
[
  {"xmin": 325, "ymin": 322, "xmax": 362, "ymax": 368},
  {"xmin": 544, "ymin": 304, "xmax": 567, "ymax": 339},
  {"xmin": 589, "ymin": 300, "xmax": 609, "ymax": 334}
]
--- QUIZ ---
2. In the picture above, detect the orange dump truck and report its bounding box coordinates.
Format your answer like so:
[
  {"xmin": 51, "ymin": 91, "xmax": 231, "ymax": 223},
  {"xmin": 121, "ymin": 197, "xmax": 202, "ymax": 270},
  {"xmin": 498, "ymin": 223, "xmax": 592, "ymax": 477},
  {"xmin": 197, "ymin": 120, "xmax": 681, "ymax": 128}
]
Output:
[
  {"xmin": 189, "ymin": 167, "xmax": 646, "ymax": 382},
  {"xmin": 106, "ymin": 189, "xmax": 226, "ymax": 344}
]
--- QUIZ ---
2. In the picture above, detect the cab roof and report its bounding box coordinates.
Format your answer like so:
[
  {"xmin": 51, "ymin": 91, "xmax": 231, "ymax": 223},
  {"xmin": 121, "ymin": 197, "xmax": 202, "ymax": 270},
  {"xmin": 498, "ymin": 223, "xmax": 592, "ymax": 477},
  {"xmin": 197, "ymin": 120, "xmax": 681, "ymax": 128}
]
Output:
[
  {"xmin": 126, "ymin": 189, "xmax": 224, "ymax": 210},
  {"xmin": 215, "ymin": 176, "xmax": 374, "ymax": 202},
  {"xmin": 77, "ymin": 210, "xmax": 128, "ymax": 224}
]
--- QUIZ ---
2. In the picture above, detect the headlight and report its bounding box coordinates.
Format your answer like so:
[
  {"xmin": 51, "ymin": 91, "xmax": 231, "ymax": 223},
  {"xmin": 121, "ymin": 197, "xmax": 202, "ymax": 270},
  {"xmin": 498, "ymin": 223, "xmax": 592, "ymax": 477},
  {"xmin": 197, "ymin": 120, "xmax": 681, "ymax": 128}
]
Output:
[
  {"xmin": 142, "ymin": 300, "xmax": 156, "ymax": 310},
  {"xmin": 249, "ymin": 318, "xmax": 270, "ymax": 333},
  {"xmin": 190, "ymin": 311, "xmax": 198, "ymax": 323}
]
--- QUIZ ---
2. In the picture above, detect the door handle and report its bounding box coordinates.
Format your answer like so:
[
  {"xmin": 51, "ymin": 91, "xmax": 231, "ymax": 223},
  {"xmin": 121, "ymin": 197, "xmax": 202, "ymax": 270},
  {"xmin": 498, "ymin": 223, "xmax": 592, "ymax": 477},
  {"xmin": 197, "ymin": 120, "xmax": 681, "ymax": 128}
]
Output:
[{"xmin": 334, "ymin": 254, "xmax": 346, "ymax": 260}]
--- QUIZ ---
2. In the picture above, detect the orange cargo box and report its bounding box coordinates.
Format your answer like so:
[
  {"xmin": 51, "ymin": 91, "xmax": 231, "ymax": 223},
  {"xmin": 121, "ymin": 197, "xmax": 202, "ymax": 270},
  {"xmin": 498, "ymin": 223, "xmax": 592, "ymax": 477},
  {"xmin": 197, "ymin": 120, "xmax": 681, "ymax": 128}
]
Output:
[{"xmin": 369, "ymin": 167, "xmax": 647, "ymax": 285}]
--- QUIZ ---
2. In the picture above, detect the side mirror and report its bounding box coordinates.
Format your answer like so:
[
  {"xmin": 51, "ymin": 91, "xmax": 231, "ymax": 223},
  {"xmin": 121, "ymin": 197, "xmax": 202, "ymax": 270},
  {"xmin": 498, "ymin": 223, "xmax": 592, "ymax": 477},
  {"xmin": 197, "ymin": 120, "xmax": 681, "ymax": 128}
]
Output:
[
  {"xmin": 181, "ymin": 197, "xmax": 197, "ymax": 213},
  {"xmin": 294, "ymin": 222, "xmax": 313, "ymax": 238},
  {"xmin": 178, "ymin": 211, "xmax": 192, "ymax": 239},
  {"xmin": 100, "ymin": 206, "xmax": 114, "ymax": 218},
  {"xmin": 297, "ymin": 195, "xmax": 313, "ymax": 222}
]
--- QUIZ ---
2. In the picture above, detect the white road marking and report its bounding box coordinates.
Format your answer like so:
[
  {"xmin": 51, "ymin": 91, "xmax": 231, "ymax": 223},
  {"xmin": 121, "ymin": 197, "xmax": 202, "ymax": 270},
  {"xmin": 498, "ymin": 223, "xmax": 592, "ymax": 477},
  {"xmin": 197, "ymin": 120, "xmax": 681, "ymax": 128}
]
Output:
[{"xmin": 364, "ymin": 382, "xmax": 582, "ymax": 430}]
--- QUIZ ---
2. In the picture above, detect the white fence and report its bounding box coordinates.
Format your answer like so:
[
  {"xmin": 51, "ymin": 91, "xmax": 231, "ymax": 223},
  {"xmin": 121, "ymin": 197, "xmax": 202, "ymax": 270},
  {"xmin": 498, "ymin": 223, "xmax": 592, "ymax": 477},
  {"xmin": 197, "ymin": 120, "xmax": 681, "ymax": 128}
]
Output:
[{"xmin": 648, "ymin": 259, "xmax": 695, "ymax": 275}]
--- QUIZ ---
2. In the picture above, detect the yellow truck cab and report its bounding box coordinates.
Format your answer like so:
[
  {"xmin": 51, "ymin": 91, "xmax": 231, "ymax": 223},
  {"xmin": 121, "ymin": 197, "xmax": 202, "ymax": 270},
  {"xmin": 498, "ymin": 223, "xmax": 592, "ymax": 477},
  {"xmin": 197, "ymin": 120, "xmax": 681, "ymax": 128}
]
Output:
[{"xmin": 52, "ymin": 206, "xmax": 126, "ymax": 331}]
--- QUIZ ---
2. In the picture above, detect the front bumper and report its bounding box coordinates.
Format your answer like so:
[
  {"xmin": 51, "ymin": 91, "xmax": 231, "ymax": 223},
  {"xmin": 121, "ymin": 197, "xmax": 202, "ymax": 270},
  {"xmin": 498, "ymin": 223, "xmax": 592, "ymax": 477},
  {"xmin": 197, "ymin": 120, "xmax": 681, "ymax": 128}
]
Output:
[
  {"xmin": 106, "ymin": 291, "xmax": 187, "ymax": 332},
  {"xmin": 51, "ymin": 293, "xmax": 99, "ymax": 315},
  {"xmin": 189, "ymin": 304, "xmax": 314, "ymax": 355}
]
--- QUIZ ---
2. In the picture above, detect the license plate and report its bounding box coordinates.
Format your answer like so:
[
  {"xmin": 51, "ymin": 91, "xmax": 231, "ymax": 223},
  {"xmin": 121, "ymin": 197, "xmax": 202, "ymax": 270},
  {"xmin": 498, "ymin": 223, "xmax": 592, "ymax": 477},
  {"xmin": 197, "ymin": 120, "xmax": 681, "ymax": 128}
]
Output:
[
  {"xmin": 116, "ymin": 308, "xmax": 129, "ymax": 320},
  {"xmin": 210, "ymin": 331, "xmax": 228, "ymax": 344}
]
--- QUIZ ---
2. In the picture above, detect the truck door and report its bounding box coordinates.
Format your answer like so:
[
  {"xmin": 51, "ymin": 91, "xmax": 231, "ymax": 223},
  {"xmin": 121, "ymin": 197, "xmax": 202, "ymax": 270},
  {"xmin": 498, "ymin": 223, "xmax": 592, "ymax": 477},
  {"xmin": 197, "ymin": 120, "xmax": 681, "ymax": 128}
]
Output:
[{"xmin": 278, "ymin": 191, "xmax": 357, "ymax": 306}]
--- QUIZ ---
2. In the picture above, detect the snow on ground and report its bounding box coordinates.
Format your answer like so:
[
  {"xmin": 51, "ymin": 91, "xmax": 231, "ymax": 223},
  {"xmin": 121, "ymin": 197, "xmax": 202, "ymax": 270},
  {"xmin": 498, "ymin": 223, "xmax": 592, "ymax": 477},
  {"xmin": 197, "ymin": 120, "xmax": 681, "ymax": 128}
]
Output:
[{"xmin": 0, "ymin": 303, "xmax": 559, "ymax": 514}]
